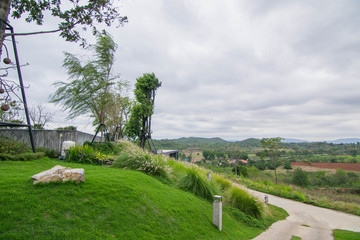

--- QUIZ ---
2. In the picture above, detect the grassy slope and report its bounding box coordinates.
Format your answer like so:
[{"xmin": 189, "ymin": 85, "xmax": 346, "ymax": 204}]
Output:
[
  {"xmin": 333, "ymin": 229, "xmax": 360, "ymax": 240},
  {"xmin": 0, "ymin": 158, "xmax": 287, "ymax": 240}
]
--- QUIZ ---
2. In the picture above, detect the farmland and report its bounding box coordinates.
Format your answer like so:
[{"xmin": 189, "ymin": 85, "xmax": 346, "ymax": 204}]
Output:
[{"xmin": 292, "ymin": 162, "xmax": 360, "ymax": 172}]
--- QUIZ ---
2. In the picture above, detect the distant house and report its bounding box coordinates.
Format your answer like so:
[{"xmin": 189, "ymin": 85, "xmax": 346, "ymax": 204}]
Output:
[
  {"xmin": 156, "ymin": 150, "xmax": 179, "ymax": 160},
  {"xmin": 227, "ymin": 159, "xmax": 248, "ymax": 164}
]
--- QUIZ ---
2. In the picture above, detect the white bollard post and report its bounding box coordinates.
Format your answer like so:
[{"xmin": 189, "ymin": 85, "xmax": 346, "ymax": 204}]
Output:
[
  {"xmin": 207, "ymin": 172, "xmax": 212, "ymax": 181},
  {"xmin": 213, "ymin": 195, "xmax": 222, "ymax": 231}
]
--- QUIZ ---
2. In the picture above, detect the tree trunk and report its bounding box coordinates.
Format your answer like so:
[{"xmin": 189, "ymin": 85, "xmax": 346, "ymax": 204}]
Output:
[
  {"xmin": 272, "ymin": 152, "xmax": 278, "ymax": 184},
  {"xmin": 0, "ymin": 0, "xmax": 11, "ymax": 58}
]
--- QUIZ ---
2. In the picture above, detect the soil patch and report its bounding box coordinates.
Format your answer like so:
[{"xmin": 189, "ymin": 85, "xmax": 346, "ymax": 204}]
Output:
[{"xmin": 291, "ymin": 162, "xmax": 360, "ymax": 172}]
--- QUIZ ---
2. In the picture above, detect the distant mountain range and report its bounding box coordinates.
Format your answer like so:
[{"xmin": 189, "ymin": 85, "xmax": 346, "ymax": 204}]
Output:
[
  {"xmin": 155, "ymin": 137, "xmax": 360, "ymax": 145},
  {"xmin": 282, "ymin": 138, "xmax": 360, "ymax": 144}
]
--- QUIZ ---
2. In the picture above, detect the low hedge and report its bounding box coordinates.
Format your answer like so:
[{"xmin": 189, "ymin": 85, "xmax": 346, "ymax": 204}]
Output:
[{"xmin": 0, "ymin": 152, "xmax": 46, "ymax": 161}]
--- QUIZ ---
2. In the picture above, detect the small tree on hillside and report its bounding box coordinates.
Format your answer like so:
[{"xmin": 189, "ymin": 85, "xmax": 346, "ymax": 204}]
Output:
[
  {"xmin": 105, "ymin": 82, "xmax": 133, "ymax": 140},
  {"xmin": 125, "ymin": 73, "xmax": 161, "ymax": 149},
  {"xmin": 261, "ymin": 137, "xmax": 283, "ymax": 184}
]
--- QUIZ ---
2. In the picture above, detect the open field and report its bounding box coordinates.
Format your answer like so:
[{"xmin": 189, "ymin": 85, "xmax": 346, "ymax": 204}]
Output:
[{"xmin": 292, "ymin": 162, "xmax": 360, "ymax": 172}]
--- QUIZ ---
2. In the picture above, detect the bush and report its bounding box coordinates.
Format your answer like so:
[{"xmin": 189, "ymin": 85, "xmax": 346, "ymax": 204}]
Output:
[
  {"xmin": 66, "ymin": 144, "xmax": 97, "ymax": 164},
  {"xmin": 178, "ymin": 168, "xmax": 217, "ymax": 201},
  {"xmin": 0, "ymin": 136, "xmax": 30, "ymax": 155},
  {"xmin": 17, "ymin": 152, "xmax": 46, "ymax": 161},
  {"xmin": 36, "ymin": 147, "xmax": 58, "ymax": 158},
  {"xmin": 227, "ymin": 187, "xmax": 263, "ymax": 218},
  {"xmin": 292, "ymin": 168, "xmax": 309, "ymax": 187},
  {"xmin": 84, "ymin": 142, "xmax": 121, "ymax": 155},
  {"xmin": 284, "ymin": 160, "xmax": 292, "ymax": 170},
  {"xmin": 233, "ymin": 165, "xmax": 249, "ymax": 177},
  {"xmin": 0, "ymin": 153, "xmax": 16, "ymax": 161},
  {"xmin": 0, "ymin": 152, "xmax": 45, "ymax": 161}
]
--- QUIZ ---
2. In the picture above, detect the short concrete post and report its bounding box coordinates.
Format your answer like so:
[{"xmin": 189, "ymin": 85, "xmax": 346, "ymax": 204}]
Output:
[
  {"xmin": 213, "ymin": 195, "xmax": 222, "ymax": 231},
  {"xmin": 207, "ymin": 171, "xmax": 212, "ymax": 181},
  {"xmin": 264, "ymin": 195, "xmax": 269, "ymax": 204}
]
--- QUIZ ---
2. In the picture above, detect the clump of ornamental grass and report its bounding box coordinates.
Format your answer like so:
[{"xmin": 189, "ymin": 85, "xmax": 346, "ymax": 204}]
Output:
[
  {"xmin": 178, "ymin": 168, "xmax": 217, "ymax": 201},
  {"xmin": 227, "ymin": 186, "xmax": 263, "ymax": 219},
  {"xmin": 213, "ymin": 174, "xmax": 232, "ymax": 191},
  {"xmin": 112, "ymin": 141, "xmax": 169, "ymax": 179}
]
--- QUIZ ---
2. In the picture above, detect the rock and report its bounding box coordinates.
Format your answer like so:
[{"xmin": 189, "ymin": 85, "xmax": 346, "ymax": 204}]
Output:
[{"xmin": 32, "ymin": 165, "xmax": 85, "ymax": 184}]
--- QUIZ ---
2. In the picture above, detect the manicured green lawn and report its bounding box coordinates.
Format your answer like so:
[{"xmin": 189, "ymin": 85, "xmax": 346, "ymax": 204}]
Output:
[
  {"xmin": 0, "ymin": 158, "xmax": 287, "ymax": 239},
  {"xmin": 333, "ymin": 229, "xmax": 360, "ymax": 240}
]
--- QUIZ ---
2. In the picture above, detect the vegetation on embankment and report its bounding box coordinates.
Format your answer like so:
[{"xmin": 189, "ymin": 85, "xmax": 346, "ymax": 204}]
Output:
[
  {"xmin": 333, "ymin": 229, "xmax": 360, "ymax": 240},
  {"xmin": 229, "ymin": 171, "xmax": 360, "ymax": 216},
  {"xmin": 0, "ymin": 156, "xmax": 288, "ymax": 239}
]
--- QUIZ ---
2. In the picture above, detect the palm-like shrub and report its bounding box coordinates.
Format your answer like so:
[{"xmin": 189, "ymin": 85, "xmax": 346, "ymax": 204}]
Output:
[
  {"xmin": 228, "ymin": 187, "xmax": 263, "ymax": 218},
  {"xmin": 178, "ymin": 168, "xmax": 217, "ymax": 201}
]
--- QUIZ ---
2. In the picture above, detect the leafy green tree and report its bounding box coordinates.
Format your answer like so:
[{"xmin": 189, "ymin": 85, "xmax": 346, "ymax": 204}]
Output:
[
  {"xmin": 284, "ymin": 160, "xmax": 293, "ymax": 170},
  {"xmin": 1, "ymin": 0, "xmax": 128, "ymax": 57},
  {"xmin": 232, "ymin": 165, "xmax": 248, "ymax": 177},
  {"xmin": 125, "ymin": 73, "xmax": 161, "ymax": 149},
  {"xmin": 292, "ymin": 168, "xmax": 309, "ymax": 187},
  {"xmin": 49, "ymin": 31, "xmax": 120, "ymax": 140},
  {"xmin": 261, "ymin": 137, "xmax": 283, "ymax": 184},
  {"xmin": 105, "ymin": 82, "xmax": 132, "ymax": 140}
]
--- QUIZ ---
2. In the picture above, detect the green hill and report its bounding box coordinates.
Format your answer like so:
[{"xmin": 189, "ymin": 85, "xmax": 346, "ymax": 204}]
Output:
[
  {"xmin": 0, "ymin": 157, "xmax": 287, "ymax": 240},
  {"xmin": 153, "ymin": 137, "xmax": 262, "ymax": 151}
]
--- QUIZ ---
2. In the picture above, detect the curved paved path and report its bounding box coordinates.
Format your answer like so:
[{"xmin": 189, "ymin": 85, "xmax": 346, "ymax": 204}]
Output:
[{"xmin": 247, "ymin": 189, "xmax": 360, "ymax": 240}]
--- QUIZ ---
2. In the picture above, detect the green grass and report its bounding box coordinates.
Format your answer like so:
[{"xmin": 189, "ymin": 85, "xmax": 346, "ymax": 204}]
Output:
[
  {"xmin": 290, "ymin": 236, "xmax": 302, "ymax": 240},
  {"xmin": 333, "ymin": 229, "xmax": 360, "ymax": 240},
  {"xmin": 0, "ymin": 158, "xmax": 288, "ymax": 240},
  {"xmin": 227, "ymin": 187, "xmax": 263, "ymax": 218},
  {"xmin": 178, "ymin": 168, "xmax": 217, "ymax": 201}
]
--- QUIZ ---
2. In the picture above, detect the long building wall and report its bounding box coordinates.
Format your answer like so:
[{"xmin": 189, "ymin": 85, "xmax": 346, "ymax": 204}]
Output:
[{"xmin": 0, "ymin": 129, "xmax": 101, "ymax": 153}]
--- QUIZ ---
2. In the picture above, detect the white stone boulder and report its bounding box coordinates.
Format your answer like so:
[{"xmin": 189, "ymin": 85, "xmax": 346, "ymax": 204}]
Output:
[{"xmin": 31, "ymin": 165, "xmax": 85, "ymax": 184}]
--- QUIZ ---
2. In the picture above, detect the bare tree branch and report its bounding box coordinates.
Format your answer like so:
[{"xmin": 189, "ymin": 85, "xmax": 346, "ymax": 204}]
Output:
[{"xmin": 4, "ymin": 28, "xmax": 62, "ymax": 37}]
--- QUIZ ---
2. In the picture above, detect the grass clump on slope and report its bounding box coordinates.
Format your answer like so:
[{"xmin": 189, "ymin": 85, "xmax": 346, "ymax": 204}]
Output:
[
  {"xmin": 178, "ymin": 168, "xmax": 217, "ymax": 201},
  {"xmin": 227, "ymin": 187, "xmax": 264, "ymax": 219},
  {"xmin": 113, "ymin": 140, "xmax": 169, "ymax": 179}
]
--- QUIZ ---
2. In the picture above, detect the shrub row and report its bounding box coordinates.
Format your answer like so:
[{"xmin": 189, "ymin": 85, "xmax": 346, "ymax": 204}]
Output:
[
  {"xmin": 0, "ymin": 136, "xmax": 30, "ymax": 155},
  {"xmin": 65, "ymin": 144, "xmax": 115, "ymax": 165},
  {"xmin": 0, "ymin": 152, "xmax": 46, "ymax": 161}
]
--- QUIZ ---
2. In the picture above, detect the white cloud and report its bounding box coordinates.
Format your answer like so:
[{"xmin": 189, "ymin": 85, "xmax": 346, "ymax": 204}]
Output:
[{"xmin": 4, "ymin": 0, "xmax": 360, "ymax": 141}]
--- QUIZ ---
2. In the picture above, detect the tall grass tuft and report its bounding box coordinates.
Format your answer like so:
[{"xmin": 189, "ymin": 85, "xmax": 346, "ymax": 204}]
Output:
[
  {"xmin": 213, "ymin": 174, "xmax": 232, "ymax": 191},
  {"xmin": 113, "ymin": 141, "xmax": 169, "ymax": 179},
  {"xmin": 178, "ymin": 168, "xmax": 217, "ymax": 201},
  {"xmin": 228, "ymin": 187, "xmax": 263, "ymax": 219}
]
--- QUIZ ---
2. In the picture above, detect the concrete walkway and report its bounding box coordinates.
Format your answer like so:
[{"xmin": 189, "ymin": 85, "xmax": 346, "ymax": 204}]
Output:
[{"xmin": 248, "ymin": 189, "xmax": 360, "ymax": 240}]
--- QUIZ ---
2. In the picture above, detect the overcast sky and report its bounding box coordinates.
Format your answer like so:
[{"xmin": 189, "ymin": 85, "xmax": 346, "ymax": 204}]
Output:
[{"xmin": 5, "ymin": 0, "xmax": 360, "ymax": 141}]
